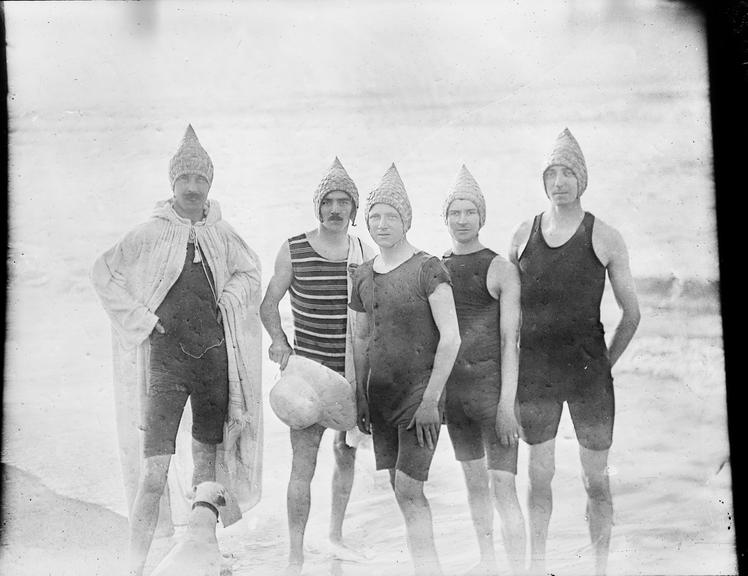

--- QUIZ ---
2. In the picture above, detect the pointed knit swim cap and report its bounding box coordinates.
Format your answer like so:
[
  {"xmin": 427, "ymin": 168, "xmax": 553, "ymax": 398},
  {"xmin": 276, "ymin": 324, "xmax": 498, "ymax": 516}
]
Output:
[
  {"xmin": 543, "ymin": 127, "xmax": 588, "ymax": 196},
  {"xmin": 168, "ymin": 124, "xmax": 214, "ymax": 189},
  {"xmin": 442, "ymin": 164, "xmax": 486, "ymax": 226},
  {"xmin": 313, "ymin": 157, "xmax": 359, "ymax": 224},
  {"xmin": 365, "ymin": 163, "xmax": 413, "ymax": 232}
]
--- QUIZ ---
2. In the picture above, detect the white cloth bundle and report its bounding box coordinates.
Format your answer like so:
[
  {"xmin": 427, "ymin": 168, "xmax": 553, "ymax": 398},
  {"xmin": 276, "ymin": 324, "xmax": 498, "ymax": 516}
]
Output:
[{"xmin": 270, "ymin": 355, "xmax": 357, "ymax": 431}]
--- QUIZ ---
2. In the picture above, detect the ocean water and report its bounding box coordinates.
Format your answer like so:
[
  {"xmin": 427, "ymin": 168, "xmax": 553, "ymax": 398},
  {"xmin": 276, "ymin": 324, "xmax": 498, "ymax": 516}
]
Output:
[
  {"xmin": 6, "ymin": 0, "xmax": 715, "ymax": 285},
  {"xmin": 3, "ymin": 2, "xmax": 732, "ymax": 575}
]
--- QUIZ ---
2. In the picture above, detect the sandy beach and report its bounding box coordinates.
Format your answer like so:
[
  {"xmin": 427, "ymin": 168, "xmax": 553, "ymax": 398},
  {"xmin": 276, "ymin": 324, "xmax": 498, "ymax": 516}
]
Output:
[{"xmin": 2, "ymin": 1, "xmax": 734, "ymax": 575}]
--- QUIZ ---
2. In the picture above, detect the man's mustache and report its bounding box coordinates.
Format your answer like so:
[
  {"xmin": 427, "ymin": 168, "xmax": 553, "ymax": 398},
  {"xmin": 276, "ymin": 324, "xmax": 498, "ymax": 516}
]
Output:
[{"xmin": 328, "ymin": 214, "xmax": 344, "ymax": 221}]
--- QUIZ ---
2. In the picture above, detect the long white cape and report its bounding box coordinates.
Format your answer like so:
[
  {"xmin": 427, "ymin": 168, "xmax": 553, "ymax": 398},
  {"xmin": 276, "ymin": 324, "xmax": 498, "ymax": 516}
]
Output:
[{"xmin": 92, "ymin": 199, "xmax": 262, "ymax": 528}]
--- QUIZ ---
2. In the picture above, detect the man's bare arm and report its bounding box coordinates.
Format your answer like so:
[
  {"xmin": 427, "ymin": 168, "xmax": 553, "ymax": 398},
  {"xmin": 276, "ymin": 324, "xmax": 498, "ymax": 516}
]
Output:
[
  {"xmin": 259, "ymin": 242, "xmax": 294, "ymax": 369},
  {"xmin": 508, "ymin": 219, "xmax": 533, "ymax": 266},
  {"xmin": 408, "ymin": 283, "xmax": 461, "ymax": 449},
  {"xmin": 352, "ymin": 311, "xmax": 371, "ymax": 434},
  {"xmin": 597, "ymin": 225, "xmax": 641, "ymax": 367},
  {"xmin": 487, "ymin": 256, "xmax": 522, "ymax": 446}
]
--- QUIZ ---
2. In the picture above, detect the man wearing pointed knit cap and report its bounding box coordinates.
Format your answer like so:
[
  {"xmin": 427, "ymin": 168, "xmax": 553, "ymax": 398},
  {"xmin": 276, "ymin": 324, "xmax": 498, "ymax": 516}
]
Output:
[
  {"xmin": 260, "ymin": 158, "xmax": 376, "ymax": 574},
  {"xmin": 441, "ymin": 165, "xmax": 527, "ymax": 575},
  {"xmin": 92, "ymin": 125, "xmax": 263, "ymax": 576},
  {"xmin": 349, "ymin": 164, "xmax": 461, "ymax": 576},
  {"xmin": 509, "ymin": 129, "xmax": 640, "ymax": 576}
]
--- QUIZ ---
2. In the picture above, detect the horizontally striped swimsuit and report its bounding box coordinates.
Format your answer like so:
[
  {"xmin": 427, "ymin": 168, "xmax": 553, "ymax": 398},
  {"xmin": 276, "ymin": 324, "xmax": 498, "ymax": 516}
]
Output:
[{"xmin": 288, "ymin": 233, "xmax": 348, "ymax": 375}]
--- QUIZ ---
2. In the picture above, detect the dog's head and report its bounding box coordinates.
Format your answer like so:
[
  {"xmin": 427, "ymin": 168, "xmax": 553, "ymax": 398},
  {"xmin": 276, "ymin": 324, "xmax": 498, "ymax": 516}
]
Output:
[{"xmin": 192, "ymin": 481, "xmax": 227, "ymax": 508}]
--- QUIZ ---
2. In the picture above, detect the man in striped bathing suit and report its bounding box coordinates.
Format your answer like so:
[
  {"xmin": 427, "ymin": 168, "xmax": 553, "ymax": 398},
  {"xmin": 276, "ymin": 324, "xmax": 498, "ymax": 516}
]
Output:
[{"xmin": 260, "ymin": 158, "xmax": 375, "ymax": 575}]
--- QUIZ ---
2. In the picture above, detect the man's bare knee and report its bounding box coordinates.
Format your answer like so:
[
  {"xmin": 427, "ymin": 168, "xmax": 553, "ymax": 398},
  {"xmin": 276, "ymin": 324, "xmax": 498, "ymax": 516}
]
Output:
[
  {"xmin": 289, "ymin": 425, "xmax": 325, "ymax": 482},
  {"xmin": 582, "ymin": 471, "xmax": 611, "ymax": 503},
  {"xmin": 192, "ymin": 440, "xmax": 218, "ymax": 481},
  {"xmin": 461, "ymin": 459, "xmax": 489, "ymax": 493},
  {"xmin": 490, "ymin": 470, "xmax": 519, "ymax": 503},
  {"xmin": 528, "ymin": 439, "xmax": 556, "ymax": 489},
  {"xmin": 579, "ymin": 446, "xmax": 611, "ymax": 503},
  {"xmin": 333, "ymin": 436, "xmax": 356, "ymax": 470},
  {"xmin": 529, "ymin": 460, "xmax": 554, "ymax": 489},
  {"xmin": 393, "ymin": 471, "xmax": 424, "ymax": 503},
  {"xmin": 291, "ymin": 463, "xmax": 316, "ymax": 486},
  {"xmin": 140, "ymin": 474, "xmax": 167, "ymax": 496},
  {"xmin": 139, "ymin": 457, "xmax": 170, "ymax": 495},
  {"xmin": 290, "ymin": 450, "xmax": 319, "ymax": 485},
  {"xmin": 193, "ymin": 438, "xmax": 218, "ymax": 456}
]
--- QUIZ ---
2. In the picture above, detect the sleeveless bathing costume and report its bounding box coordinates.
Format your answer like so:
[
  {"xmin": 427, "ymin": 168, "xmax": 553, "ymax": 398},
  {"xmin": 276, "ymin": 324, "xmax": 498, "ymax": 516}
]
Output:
[
  {"xmin": 288, "ymin": 233, "xmax": 348, "ymax": 375},
  {"xmin": 442, "ymin": 248, "xmax": 518, "ymax": 472},
  {"xmin": 517, "ymin": 212, "xmax": 614, "ymax": 450}
]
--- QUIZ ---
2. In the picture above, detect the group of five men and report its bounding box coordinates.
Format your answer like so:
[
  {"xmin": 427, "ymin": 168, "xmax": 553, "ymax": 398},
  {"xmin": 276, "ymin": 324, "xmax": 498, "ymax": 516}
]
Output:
[{"xmin": 93, "ymin": 125, "xmax": 640, "ymax": 576}]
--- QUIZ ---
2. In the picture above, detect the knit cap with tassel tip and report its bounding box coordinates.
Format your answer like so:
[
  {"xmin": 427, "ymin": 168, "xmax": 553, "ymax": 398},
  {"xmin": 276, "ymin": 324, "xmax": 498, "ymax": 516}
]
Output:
[
  {"xmin": 442, "ymin": 164, "xmax": 486, "ymax": 227},
  {"xmin": 169, "ymin": 124, "xmax": 214, "ymax": 189},
  {"xmin": 543, "ymin": 127, "xmax": 587, "ymax": 196},
  {"xmin": 365, "ymin": 163, "xmax": 413, "ymax": 232},
  {"xmin": 313, "ymin": 157, "xmax": 360, "ymax": 224}
]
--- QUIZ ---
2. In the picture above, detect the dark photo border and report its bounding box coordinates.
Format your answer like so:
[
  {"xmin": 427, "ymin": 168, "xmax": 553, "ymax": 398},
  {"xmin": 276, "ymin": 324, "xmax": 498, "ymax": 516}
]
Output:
[{"xmin": 707, "ymin": 1, "xmax": 747, "ymax": 573}]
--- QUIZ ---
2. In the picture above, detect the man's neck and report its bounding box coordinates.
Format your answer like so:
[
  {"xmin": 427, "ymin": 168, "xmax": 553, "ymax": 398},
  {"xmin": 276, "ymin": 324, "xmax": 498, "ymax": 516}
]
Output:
[
  {"xmin": 315, "ymin": 223, "xmax": 350, "ymax": 245},
  {"xmin": 451, "ymin": 237, "xmax": 484, "ymax": 255},
  {"xmin": 172, "ymin": 202, "xmax": 204, "ymax": 224},
  {"xmin": 379, "ymin": 238, "xmax": 415, "ymax": 267},
  {"xmin": 547, "ymin": 201, "xmax": 584, "ymax": 227}
]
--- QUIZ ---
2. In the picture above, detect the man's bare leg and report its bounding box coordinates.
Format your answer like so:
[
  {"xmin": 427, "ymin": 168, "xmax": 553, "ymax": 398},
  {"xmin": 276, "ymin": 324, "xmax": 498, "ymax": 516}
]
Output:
[
  {"xmin": 579, "ymin": 446, "xmax": 613, "ymax": 576},
  {"xmin": 329, "ymin": 431, "xmax": 360, "ymax": 558},
  {"xmin": 152, "ymin": 486, "xmax": 174, "ymax": 538},
  {"xmin": 128, "ymin": 454, "xmax": 171, "ymax": 576},
  {"xmin": 192, "ymin": 438, "xmax": 218, "ymax": 487},
  {"xmin": 527, "ymin": 439, "xmax": 555, "ymax": 576},
  {"xmin": 286, "ymin": 424, "xmax": 326, "ymax": 575},
  {"xmin": 390, "ymin": 469, "xmax": 443, "ymax": 576},
  {"xmin": 491, "ymin": 470, "xmax": 527, "ymax": 575},
  {"xmin": 459, "ymin": 459, "xmax": 497, "ymax": 575}
]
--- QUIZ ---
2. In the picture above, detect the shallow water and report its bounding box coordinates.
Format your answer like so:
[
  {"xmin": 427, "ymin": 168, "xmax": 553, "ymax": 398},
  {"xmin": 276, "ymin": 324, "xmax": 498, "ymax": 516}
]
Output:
[{"xmin": 2, "ymin": 2, "xmax": 732, "ymax": 575}]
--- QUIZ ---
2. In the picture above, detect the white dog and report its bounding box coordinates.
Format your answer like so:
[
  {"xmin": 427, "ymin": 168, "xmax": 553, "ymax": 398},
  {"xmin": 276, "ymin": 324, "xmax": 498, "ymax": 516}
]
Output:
[{"xmin": 150, "ymin": 481, "xmax": 227, "ymax": 576}]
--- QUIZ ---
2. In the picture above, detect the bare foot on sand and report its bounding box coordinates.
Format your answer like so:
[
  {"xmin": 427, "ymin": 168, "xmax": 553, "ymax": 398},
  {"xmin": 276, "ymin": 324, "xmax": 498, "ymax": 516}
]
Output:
[
  {"xmin": 327, "ymin": 539, "xmax": 367, "ymax": 562},
  {"xmin": 463, "ymin": 560, "xmax": 499, "ymax": 576},
  {"xmin": 284, "ymin": 560, "xmax": 303, "ymax": 576},
  {"xmin": 527, "ymin": 562, "xmax": 548, "ymax": 576},
  {"xmin": 153, "ymin": 524, "xmax": 175, "ymax": 539},
  {"xmin": 220, "ymin": 553, "xmax": 234, "ymax": 576}
]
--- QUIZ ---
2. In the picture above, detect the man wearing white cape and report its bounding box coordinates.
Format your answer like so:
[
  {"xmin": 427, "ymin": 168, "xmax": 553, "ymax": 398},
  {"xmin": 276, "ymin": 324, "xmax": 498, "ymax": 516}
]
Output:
[{"xmin": 92, "ymin": 125, "xmax": 263, "ymax": 576}]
